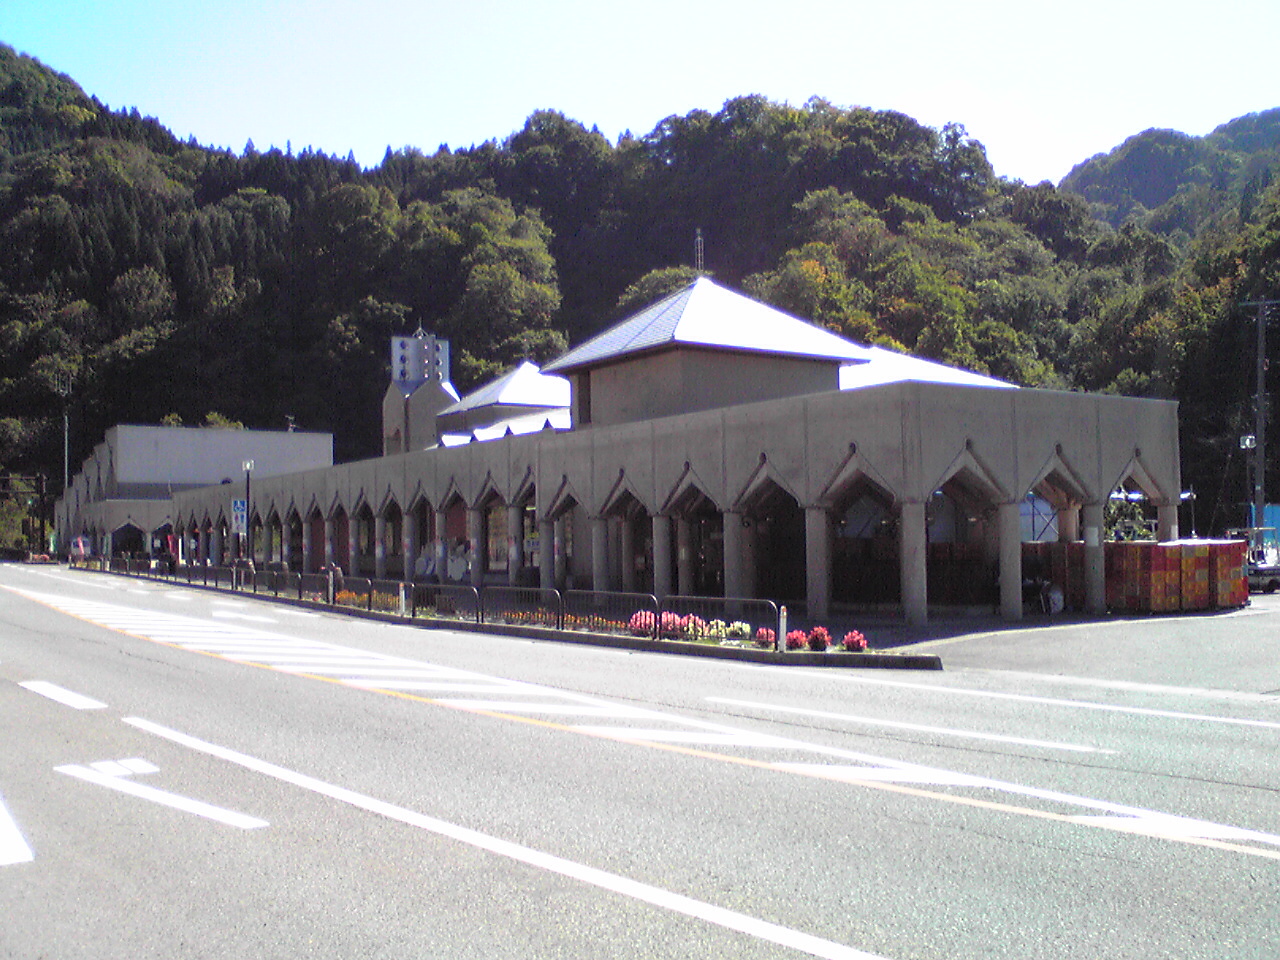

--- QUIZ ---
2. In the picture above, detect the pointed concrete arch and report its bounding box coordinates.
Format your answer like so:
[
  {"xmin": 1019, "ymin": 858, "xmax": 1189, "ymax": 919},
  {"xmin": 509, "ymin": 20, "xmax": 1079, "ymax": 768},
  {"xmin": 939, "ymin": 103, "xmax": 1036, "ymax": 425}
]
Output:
[
  {"xmin": 733, "ymin": 455, "xmax": 802, "ymax": 515},
  {"xmin": 729, "ymin": 456, "xmax": 806, "ymax": 604},
  {"xmin": 375, "ymin": 485, "xmax": 401, "ymax": 518},
  {"xmin": 658, "ymin": 462, "xmax": 723, "ymax": 597},
  {"xmin": 660, "ymin": 461, "xmax": 722, "ymax": 516},
  {"xmin": 1111, "ymin": 447, "xmax": 1180, "ymax": 541},
  {"xmin": 1110, "ymin": 449, "xmax": 1171, "ymax": 504},
  {"xmin": 511, "ymin": 466, "xmax": 537, "ymax": 509},
  {"xmin": 817, "ymin": 444, "xmax": 899, "ymax": 511},
  {"xmin": 437, "ymin": 478, "xmax": 467, "ymax": 512},
  {"xmin": 1027, "ymin": 446, "xmax": 1093, "ymax": 508},
  {"xmin": 472, "ymin": 471, "xmax": 507, "ymax": 510},
  {"xmin": 931, "ymin": 441, "xmax": 1011, "ymax": 506},
  {"xmin": 599, "ymin": 469, "xmax": 650, "ymax": 518},
  {"xmin": 543, "ymin": 474, "xmax": 584, "ymax": 521},
  {"xmin": 536, "ymin": 474, "xmax": 584, "ymax": 592}
]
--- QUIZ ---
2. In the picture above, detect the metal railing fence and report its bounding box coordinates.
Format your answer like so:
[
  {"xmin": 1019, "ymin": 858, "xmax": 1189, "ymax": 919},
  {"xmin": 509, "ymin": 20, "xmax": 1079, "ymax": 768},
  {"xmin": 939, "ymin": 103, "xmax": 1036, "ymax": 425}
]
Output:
[{"xmin": 93, "ymin": 562, "xmax": 787, "ymax": 646}]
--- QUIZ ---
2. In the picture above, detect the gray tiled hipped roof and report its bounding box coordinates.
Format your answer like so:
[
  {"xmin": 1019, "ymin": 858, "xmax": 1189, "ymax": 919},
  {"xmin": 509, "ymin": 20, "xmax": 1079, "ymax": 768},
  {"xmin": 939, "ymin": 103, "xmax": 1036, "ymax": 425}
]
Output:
[{"xmin": 543, "ymin": 277, "xmax": 873, "ymax": 374}]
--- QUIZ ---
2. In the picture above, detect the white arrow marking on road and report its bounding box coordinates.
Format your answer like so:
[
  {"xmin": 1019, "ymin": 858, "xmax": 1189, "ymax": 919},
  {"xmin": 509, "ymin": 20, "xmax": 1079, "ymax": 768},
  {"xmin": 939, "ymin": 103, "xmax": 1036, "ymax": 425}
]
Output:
[
  {"xmin": 20, "ymin": 681, "xmax": 107, "ymax": 710},
  {"xmin": 0, "ymin": 792, "xmax": 34, "ymax": 866},
  {"xmin": 55, "ymin": 760, "xmax": 267, "ymax": 830}
]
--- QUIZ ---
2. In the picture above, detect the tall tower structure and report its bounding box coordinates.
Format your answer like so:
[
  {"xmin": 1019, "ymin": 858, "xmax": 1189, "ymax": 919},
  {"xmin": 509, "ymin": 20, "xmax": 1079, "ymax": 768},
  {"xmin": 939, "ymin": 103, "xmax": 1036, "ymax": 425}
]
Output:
[
  {"xmin": 391, "ymin": 329, "xmax": 449, "ymax": 390},
  {"xmin": 382, "ymin": 329, "xmax": 457, "ymax": 455}
]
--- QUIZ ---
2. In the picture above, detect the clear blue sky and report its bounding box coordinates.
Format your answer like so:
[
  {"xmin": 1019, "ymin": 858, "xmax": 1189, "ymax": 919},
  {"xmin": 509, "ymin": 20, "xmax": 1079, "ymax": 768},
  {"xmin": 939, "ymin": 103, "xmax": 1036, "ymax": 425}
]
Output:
[{"xmin": 4, "ymin": 0, "xmax": 1278, "ymax": 185}]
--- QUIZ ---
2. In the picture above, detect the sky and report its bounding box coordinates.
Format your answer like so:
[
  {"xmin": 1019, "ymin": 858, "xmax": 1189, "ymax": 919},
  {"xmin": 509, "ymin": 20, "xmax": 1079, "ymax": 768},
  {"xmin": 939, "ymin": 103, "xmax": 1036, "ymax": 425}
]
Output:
[{"xmin": 3, "ymin": 0, "xmax": 1279, "ymax": 186}]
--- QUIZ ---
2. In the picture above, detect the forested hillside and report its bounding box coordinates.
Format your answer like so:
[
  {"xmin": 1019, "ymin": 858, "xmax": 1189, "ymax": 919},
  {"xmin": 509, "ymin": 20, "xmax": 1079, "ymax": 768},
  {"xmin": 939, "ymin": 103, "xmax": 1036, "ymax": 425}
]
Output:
[{"xmin": 2, "ymin": 43, "xmax": 1279, "ymax": 537}]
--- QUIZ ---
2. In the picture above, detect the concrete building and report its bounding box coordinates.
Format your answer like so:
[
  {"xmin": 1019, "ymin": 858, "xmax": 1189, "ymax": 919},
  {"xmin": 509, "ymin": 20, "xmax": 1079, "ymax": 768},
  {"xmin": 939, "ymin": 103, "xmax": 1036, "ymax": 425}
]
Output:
[
  {"xmin": 55, "ymin": 424, "xmax": 333, "ymax": 559},
  {"xmin": 64, "ymin": 278, "xmax": 1182, "ymax": 625}
]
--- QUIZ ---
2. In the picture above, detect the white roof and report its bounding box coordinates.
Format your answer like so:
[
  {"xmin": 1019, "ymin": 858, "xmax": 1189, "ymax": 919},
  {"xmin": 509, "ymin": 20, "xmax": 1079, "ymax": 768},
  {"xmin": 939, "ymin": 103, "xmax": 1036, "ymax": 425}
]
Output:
[
  {"xmin": 439, "ymin": 361, "xmax": 569, "ymax": 415},
  {"xmin": 839, "ymin": 346, "xmax": 1014, "ymax": 391},
  {"xmin": 544, "ymin": 277, "xmax": 872, "ymax": 373},
  {"xmin": 439, "ymin": 407, "xmax": 572, "ymax": 447}
]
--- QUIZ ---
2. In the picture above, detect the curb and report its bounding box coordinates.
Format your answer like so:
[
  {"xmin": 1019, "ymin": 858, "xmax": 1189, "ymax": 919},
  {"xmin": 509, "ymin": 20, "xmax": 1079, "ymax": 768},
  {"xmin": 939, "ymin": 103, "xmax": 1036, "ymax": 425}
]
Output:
[{"xmin": 78, "ymin": 567, "xmax": 944, "ymax": 671}]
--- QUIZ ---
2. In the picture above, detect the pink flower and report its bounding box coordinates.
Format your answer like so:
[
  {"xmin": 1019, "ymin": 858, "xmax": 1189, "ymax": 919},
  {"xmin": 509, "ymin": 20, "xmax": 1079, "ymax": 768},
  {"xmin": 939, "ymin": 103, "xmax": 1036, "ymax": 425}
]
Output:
[{"xmin": 842, "ymin": 630, "xmax": 867, "ymax": 651}]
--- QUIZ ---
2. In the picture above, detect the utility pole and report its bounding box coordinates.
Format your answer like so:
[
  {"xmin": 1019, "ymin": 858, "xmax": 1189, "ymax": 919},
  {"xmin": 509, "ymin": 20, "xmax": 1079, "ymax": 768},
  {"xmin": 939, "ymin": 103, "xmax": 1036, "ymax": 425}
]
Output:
[
  {"xmin": 1242, "ymin": 300, "xmax": 1280, "ymax": 554},
  {"xmin": 53, "ymin": 370, "xmax": 71, "ymax": 493}
]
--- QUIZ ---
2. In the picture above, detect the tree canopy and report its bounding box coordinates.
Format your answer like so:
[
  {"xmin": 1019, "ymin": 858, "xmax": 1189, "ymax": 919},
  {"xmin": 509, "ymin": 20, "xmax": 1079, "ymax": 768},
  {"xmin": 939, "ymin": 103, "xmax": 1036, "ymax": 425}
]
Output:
[{"xmin": 2, "ymin": 43, "xmax": 1280, "ymax": 537}]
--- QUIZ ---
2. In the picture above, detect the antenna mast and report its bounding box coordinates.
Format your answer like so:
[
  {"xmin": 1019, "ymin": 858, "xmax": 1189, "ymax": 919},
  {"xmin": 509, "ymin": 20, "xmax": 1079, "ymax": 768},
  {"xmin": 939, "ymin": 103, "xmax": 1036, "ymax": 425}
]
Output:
[{"xmin": 695, "ymin": 228, "xmax": 704, "ymax": 275}]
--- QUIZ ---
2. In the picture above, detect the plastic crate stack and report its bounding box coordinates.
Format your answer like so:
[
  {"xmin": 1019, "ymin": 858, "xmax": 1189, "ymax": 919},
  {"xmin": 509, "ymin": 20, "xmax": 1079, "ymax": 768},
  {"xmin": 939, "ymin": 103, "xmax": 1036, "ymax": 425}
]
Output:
[
  {"xmin": 1034, "ymin": 539, "xmax": 1247, "ymax": 614},
  {"xmin": 1210, "ymin": 540, "xmax": 1248, "ymax": 608}
]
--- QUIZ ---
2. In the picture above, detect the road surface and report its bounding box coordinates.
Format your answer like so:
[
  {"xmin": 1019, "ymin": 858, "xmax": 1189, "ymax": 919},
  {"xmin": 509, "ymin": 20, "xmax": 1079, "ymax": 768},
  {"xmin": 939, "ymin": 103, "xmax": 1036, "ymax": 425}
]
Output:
[{"xmin": 3, "ymin": 563, "xmax": 1278, "ymax": 958}]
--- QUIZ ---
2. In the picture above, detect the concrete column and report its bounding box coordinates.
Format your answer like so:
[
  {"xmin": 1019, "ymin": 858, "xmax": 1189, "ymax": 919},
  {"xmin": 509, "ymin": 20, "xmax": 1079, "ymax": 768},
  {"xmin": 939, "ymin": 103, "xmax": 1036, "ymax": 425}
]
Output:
[
  {"xmin": 742, "ymin": 517, "xmax": 758, "ymax": 598},
  {"xmin": 374, "ymin": 514, "xmax": 387, "ymax": 579},
  {"xmin": 606, "ymin": 518, "xmax": 621, "ymax": 591},
  {"xmin": 676, "ymin": 516, "xmax": 694, "ymax": 596},
  {"xmin": 403, "ymin": 512, "xmax": 418, "ymax": 581},
  {"xmin": 723, "ymin": 510, "xmax": 745, "ymax": 599},
  {"xmin": 301, "ymin": 518, "xmax": 313, "ymax": 572},
  {"xmin": 1157, "ymin": 502, "xmax": 1179, "ymax": 542},
  {"xmin": 805, "ymin": 506, "xmax": 831, "ymax": 621},
  {"xmin": 899, "ymin": 501, "xmax": 928, "ymax": 626},
  {"xmin": 435, "ymin": 508, "xmax": 449, "ymax": 582},
  {"xmin": 998, "ymin": 501, "xmax": 1023, "ymax": 621},
  {"xmin": 467, "ymin": 508, "xmax": 484, "ymax": 587},
  {"xmin": 198, "ymin": 527, "xmax": 209, "ymax": 564},
  {"xmin": 553, "ymin": 517, "xmax": 567, "ymax": 589},
  {"xmin": 1083, "ymin": 502, "xmax": 1106, "ymax": 615},
  {"xmin": 539, "ymin": 518, "xmax": 555, "ymax": 590},
  {"xmin": 1057, "ymin": 504, "xmax": 1080, "ymax": 542},
  {"xmin": 620, "ymin": 518, "xmax": 637, "ymax": 593},
  {"xmin": 507, "ymin": 504, "xmax": 524, "ymax": 585},
  {"xmin": 211, "ymin": 527, "xmax": 223, "ymax": 567},
  {"xmin": 323, "ymin": 516, "xmax": 335, "ymax": 569},
  {"xmin": 281, "ymin": 522, "xmax": 292, "ymax": 571},
  {"xmin": 652, "ymin": 514, "xmax": 672, "ymax": 601},
  {"xmin": 591, "ymin": 516, "xmax": 609, "ymax": 592}
]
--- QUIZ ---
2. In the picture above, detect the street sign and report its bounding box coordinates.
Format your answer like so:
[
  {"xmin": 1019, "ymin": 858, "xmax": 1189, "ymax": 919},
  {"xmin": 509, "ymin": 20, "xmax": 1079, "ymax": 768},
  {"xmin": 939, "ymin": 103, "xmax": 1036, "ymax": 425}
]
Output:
[{"xmin": 231, "ymin": 498, "xmax": 248, "ymax": 535}]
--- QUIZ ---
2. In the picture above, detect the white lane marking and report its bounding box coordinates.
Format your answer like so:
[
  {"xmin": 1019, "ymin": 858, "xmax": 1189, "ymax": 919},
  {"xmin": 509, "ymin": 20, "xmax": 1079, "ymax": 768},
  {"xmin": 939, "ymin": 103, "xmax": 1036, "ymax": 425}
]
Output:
[
  {"xmin": 210, "ymin": 611, "xmax": 278, "ymax": 623},
  {"xmin": 124, "ymin": 717, "xmax": 887, "ymax": 960},
  {"xmin": 971, "ymin": 669, "xmax": 1280, "ymax": 705},
  {"xmin": 707, "ymin": 697, "xmax": 1115, "ymax": 754},
  {"xmin": 573, "ymin": 728, "xmax": 795, "ymax": 748},
  {"xmin": 0, "ymin": 792, "xmax": 34, "ymax": 866},
  {"xmin": 55, "ymin": 761, "xmax": 267, "ymax": 830},
  {"xmin": 21, "ymin": 587, "xmax": 1280, "ymax": 858},
  {"xmin": 21, "ymin": 569, "xmax": 119, "ymax": 590},
  {"xmin": 815, "ymin": 674, "xmax": 1280, "ymax": 730},
  {"xmin": 19, "ymin": 681, "xmax": 107, "ymax": 710},
  {"xmin": 1070, "ymin": 814, "xmax": 1280, "ymax": 843},
  {"xmin": 340, "ymin": 681, "xmax": 562, "ymax": 693},
  {"xmin": 433, "ymin": 701, "xmax": 656, "ymax": 718},
  {"xmin": 775, "ymin": 762, "xmax": 1280, "ymax": 851}
]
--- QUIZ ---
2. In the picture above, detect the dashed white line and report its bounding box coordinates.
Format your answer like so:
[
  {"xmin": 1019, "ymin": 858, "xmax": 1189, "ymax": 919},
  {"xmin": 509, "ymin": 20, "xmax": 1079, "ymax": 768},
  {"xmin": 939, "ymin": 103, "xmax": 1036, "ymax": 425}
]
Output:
[
  {"xmin": 0, "ymin": 792, "xmax": 34, "ymax": 866},
  {"xmin": 20, "ymin": 681, "xmax": 107, "ymax": 710}
]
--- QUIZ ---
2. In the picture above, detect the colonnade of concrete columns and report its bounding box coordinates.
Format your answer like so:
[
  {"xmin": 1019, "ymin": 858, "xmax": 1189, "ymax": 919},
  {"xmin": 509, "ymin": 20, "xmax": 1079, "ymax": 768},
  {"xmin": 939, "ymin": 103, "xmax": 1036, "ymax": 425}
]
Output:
[{"xmin": 175, "ymin": 489, "xmax": 1183, "ymax": 626}]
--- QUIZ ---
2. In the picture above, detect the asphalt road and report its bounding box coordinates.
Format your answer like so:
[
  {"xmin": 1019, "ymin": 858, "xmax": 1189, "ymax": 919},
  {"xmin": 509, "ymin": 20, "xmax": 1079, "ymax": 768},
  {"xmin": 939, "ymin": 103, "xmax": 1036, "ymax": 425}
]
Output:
[{"xmin": 2, "ymin": 563, "xmax": 1278, "ymax": 959}]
